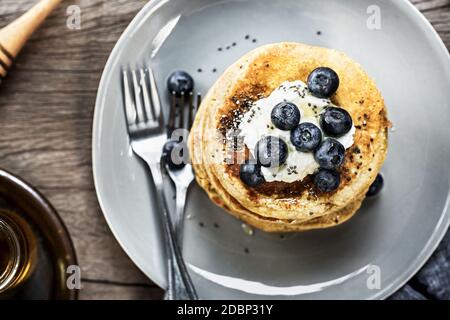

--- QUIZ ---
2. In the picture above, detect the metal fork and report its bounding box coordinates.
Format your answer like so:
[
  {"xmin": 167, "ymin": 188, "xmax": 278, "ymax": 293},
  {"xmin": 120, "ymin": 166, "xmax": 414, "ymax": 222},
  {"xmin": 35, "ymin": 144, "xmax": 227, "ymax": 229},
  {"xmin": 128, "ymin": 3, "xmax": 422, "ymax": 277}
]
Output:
[
  {"xmin": 165, "ymin": 91, "xmax": 202, "ymax": 242},
  {"xmin": 122, "ymin": 66, "xmax": 198, "ymax": 300}
]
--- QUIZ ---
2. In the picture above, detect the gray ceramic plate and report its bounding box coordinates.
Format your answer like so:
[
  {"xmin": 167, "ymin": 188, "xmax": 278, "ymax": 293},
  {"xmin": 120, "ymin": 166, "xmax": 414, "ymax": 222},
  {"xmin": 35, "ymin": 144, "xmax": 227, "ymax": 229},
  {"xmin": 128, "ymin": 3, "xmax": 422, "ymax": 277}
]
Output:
[{"xmin": 93, "ymin": 0, "xmax": 450, "ymax": 299}]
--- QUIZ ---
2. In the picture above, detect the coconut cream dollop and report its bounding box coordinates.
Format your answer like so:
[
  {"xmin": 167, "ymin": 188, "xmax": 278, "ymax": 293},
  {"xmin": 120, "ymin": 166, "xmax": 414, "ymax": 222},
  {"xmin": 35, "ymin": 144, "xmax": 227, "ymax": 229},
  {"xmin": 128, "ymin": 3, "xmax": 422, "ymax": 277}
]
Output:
[{"xmin": 238, "ymin": 80, "xmax": 355, "ymax": 183}]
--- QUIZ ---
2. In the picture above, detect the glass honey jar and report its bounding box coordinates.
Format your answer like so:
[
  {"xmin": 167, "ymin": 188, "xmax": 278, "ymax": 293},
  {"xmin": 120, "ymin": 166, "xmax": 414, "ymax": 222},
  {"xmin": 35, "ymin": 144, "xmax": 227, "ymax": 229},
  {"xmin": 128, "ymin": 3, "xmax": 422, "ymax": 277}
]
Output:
[{"xmin": 0, "ymin": 209, "xmax": 37, "ymax": 295}]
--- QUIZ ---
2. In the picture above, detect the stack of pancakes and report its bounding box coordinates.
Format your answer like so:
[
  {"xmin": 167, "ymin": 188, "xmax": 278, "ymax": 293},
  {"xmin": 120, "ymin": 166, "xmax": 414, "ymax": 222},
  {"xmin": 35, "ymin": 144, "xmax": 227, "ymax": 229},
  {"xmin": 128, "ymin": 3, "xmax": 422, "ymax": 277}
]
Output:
[{"xmin": 188, "ymin": 42, "xmax": 389, "ymax": 232}]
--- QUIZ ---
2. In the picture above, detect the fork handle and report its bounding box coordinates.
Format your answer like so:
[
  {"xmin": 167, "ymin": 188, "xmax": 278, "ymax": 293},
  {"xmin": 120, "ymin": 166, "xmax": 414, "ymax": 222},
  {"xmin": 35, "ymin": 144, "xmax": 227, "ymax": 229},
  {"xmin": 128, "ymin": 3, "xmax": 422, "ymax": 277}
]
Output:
[
  {"xmin": 174, "ymin": 185, "xmax": 189, "ymax": 245},
  {"xmin": 147, "ymin": 162, "xmax": 198, "ymax": 300}
]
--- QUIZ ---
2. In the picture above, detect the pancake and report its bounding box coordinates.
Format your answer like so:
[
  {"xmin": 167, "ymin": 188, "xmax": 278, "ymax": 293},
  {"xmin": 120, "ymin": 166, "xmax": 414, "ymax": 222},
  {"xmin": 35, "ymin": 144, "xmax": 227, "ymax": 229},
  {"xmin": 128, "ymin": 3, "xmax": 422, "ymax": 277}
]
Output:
[
  {"xmin": 190, "ymin": 78, "xmax": 368, "ymax": 232},
  {"xmin": 189, "ymin": 42, "xmax": 389, "ymax": 232}
]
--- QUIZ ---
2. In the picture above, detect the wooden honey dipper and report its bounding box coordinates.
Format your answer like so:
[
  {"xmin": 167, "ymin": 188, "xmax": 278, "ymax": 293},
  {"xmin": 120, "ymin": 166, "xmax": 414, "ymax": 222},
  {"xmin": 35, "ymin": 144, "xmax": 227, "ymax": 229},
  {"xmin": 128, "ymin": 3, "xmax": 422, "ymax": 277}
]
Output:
[{"xmin": 0, "ymin": 0, "xmax": 62, "ymax": 83}]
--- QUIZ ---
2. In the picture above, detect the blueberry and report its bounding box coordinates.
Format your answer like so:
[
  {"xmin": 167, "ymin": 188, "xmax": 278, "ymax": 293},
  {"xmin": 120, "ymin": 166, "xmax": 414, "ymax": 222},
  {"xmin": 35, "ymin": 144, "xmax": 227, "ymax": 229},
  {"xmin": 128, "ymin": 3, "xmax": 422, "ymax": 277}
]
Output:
[
  {"xmin": 290, "ymin": 122, "xmax": 322, "ymax": 152},
  {"xmin": 271, "ymin": 102, "xmax": 301, "ymax": 130},
  {"xmin": 240, "ymin": 163, "xmax": 265, "ymax": 187},
  {"xmin": 366, "ymin": 174, "xmax": 384, "ymax": 197},
  {"xmin": 255, "ymin": 136, "xmax": 288, "ymax": 168},
  {"xmin": 314, "ymin": 138, "xmax": 345, "ymax": 169},
  {"xmin": 162, "ymin": 140, "xmax": 185, "ymax": 170},
  {"xmin": 167, "ymin": 71, "xmax": 194, "ymax": 96},
  {"xmin": 307, "ymin": 67, "xmax": 340, "ymax": 98},
  {"xmin": 320, "ymin": 107, "xmax": 353, "ymax": 137},
  {"xmin": 314, "ymin": 169, "xmax": 341, "ymax": 193}
]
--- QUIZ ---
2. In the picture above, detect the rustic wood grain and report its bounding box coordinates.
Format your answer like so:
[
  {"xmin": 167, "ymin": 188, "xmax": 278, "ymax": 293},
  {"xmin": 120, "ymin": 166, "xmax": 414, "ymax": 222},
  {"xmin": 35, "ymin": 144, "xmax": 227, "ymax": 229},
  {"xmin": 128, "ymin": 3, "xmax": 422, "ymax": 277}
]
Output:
[
  {"xmin": 0, "ymin": 0, "xmax": 448, "ymax": 300},
  {"xmin": 0, "ymin": 0, "xmax": 157, "ymax": 300},
  {"xmin": 80, "ymin": 280, "xmax": 163, "ymax": 300}
]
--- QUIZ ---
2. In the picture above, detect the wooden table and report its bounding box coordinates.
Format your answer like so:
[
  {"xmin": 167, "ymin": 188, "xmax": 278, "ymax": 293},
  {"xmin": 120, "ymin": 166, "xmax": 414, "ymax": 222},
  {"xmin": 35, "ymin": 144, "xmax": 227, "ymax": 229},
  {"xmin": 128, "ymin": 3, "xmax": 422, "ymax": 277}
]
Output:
[{"xmin": 0, "ymin": 0, "xmax": 448, "ymax": 300}]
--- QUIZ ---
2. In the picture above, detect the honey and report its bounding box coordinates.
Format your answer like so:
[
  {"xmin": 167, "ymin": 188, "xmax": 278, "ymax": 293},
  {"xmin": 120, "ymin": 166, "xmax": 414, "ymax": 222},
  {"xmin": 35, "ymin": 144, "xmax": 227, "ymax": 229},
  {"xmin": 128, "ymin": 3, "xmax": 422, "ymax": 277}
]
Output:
[
  {"xmin": 0, "ymin": 229, "xmax": 13, "ymax": 282},
  {"xmin": 0, "ymin": 210, "xmax": 37, "ymax": 294}
]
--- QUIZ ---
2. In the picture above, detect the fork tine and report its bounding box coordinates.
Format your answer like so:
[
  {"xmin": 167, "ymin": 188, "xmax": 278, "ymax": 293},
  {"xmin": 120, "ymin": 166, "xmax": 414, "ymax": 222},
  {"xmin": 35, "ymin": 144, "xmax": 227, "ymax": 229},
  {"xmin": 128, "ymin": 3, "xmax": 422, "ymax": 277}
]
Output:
[
  {"xmin": 122, "ymin": 70, "xmax": 137, "ymax": 127},
  {"xmin": 131, "ymin": 69, "xmax": 145, "ymax": 124},
  {"xmin": 140, "ymin": 68, "xmax": 154, "ymax": 122},
  {"xmin": 187, "ymin": 91, "xmax": 194, "ymax": 130},
  {"xmin": 168, "ymin": 92, "xmax": 177, "ymax": 135},
  {"xmin": 195, "ymin": 92, "xmax": 201, "ymax": 115},
  {"xmin": 147, "ymin": 67, "xmax": 163, "ymax": 124},
  {"xmin": 178, "ymin": 91, "xmax": 185, "ymax": 130}
]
